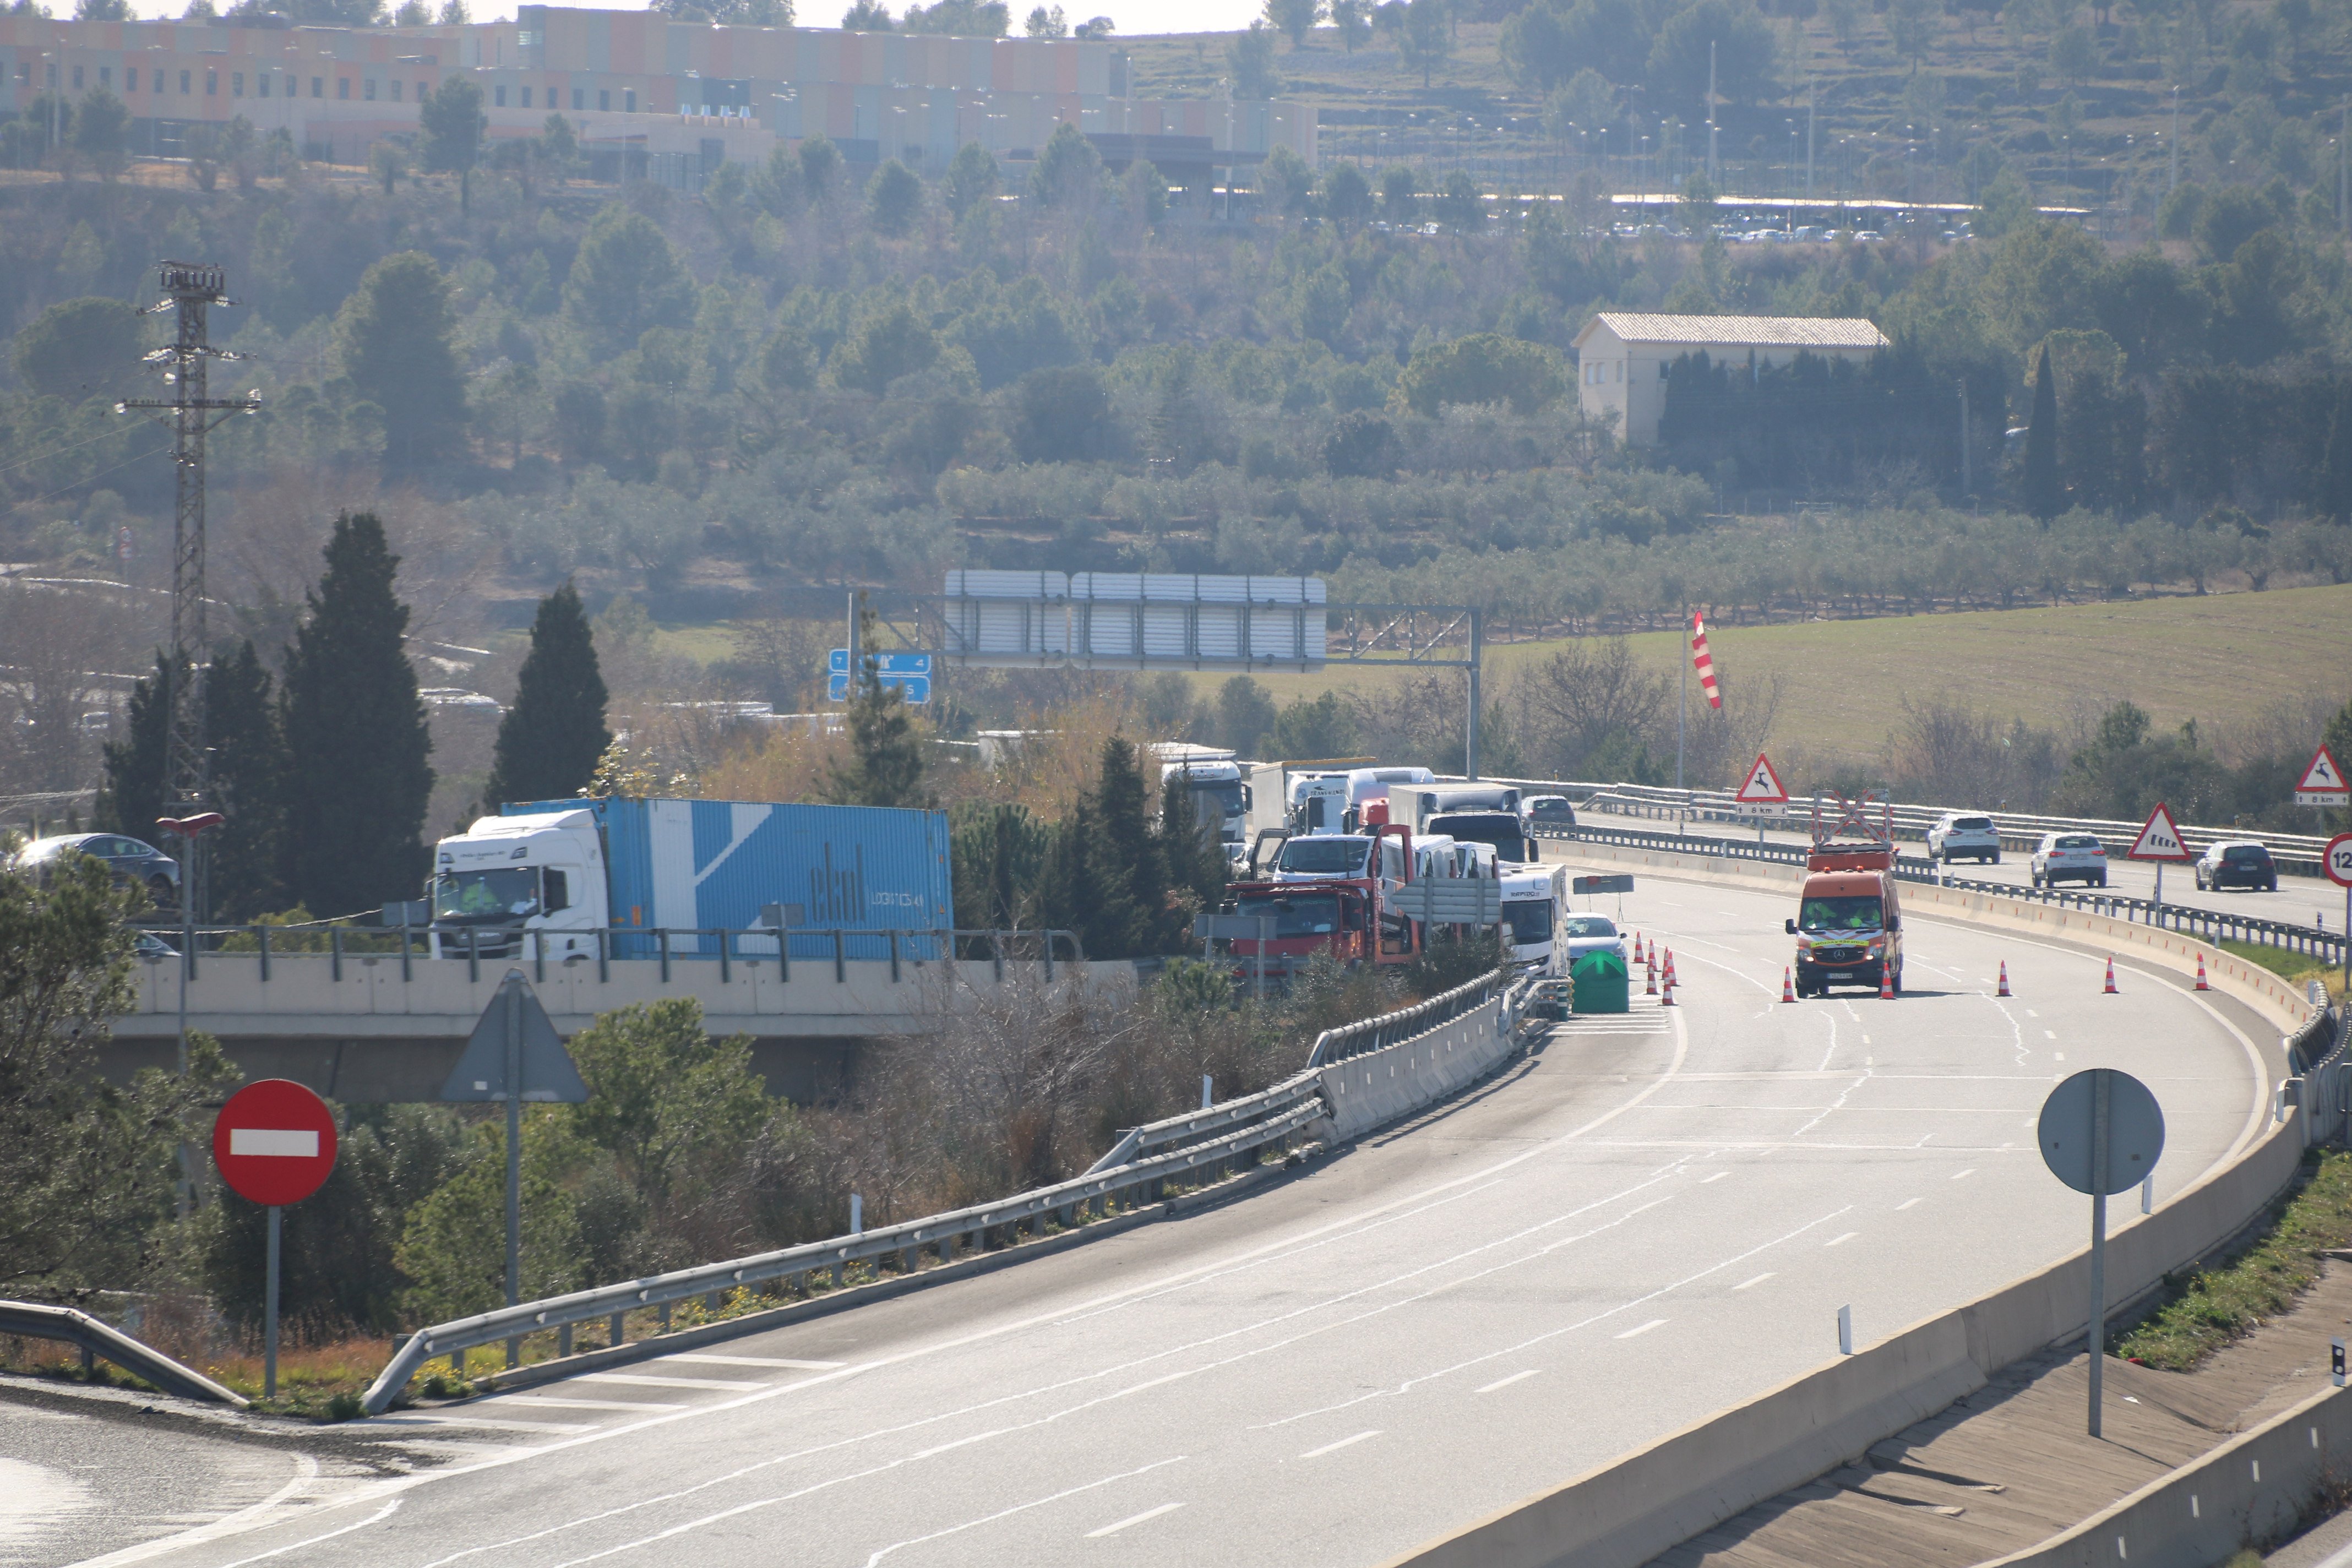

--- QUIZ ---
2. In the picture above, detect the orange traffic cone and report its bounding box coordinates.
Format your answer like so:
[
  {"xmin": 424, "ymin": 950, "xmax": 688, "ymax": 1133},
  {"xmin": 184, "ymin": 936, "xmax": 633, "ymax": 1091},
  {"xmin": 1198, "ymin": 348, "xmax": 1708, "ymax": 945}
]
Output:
[
  {"xmin": 2194, "ymin": 953, "xmax": 2211, "ymax": 992},
  {"xmin": 1996, "ymin": 961, "xmax": 2012, "ymax": 998},
  {"xmin": 1660, "ymin": 968, "xmax": 1676, "ymax": 1006},
  {"xmin": 1645, "ymin": 955, "xmax": 1658, "ymax": 995},
  {"xmin": 2103, "ymin": 957, "xmax": 2120, "ymax": 995},
  {"xmin": 1879, "ymin": 957, "xmax": 1896, "ymax": 1000},
  {"xmin": 1782, "ymin": 967, "xmax": 1798, "ymax": 1003},
  {"xmin": 1633, "ymin": 933, "xmax": 1645, "ymax": 964},
  {"xmin": 1663, "ymin": 948, "xmax": 1677, "ymax": 984}
]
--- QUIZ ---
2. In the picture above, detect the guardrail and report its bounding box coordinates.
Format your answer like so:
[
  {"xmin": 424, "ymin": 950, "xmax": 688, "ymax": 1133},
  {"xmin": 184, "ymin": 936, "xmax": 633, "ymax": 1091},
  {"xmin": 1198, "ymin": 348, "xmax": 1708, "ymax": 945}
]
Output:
[
  {"xmin": 2294, "ymin": 1006, "xmax": 2351, "ymax": 1145},
  {"xmin": 1457, "ymin": 774, "xmax": 2333, "ymax": 876},
  {"xmin": 1537, "ymin": 821, "xmax": 2349, "ymax": 968},
  {"xmin": 0, "ymin": 1300, "xmax": 247, "ymax": 1407},
  {"xmin": 133, "ymin": 921, "xmax": 1084, "ymax": 987},
  {"xmin": 359, "ymin": 970, "xmax": 1513, "ymax": 1417}
]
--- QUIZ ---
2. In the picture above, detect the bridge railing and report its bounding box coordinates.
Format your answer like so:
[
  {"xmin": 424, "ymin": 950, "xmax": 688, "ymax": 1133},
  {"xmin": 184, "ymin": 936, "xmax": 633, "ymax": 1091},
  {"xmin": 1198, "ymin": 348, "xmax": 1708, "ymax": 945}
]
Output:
[
  {"xmin": 1535, "ymin": 821, "xmax": 2350, "ymax": 969},
  {"xmin": 133, "ymin": 921, "xmax": 1086, "ymax": 988}
]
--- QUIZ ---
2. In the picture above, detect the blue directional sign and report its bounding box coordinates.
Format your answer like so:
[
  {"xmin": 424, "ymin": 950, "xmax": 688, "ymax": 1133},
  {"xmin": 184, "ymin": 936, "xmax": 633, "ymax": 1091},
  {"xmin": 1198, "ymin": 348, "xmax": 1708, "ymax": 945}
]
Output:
[
  {"xmin": 829, "ymin": 649, "xmax": 932, "ymax": 676},
  {"xmin": 827, "ymin": 650, "xmax": 932, "ymax": 705}
]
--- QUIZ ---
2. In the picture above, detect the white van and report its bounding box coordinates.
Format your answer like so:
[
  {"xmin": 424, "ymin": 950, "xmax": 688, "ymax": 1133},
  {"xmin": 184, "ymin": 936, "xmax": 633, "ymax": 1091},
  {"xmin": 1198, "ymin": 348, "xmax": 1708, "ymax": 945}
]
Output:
[{"xmin": 1500, "ymin": 864, "xmax": 1569, "ymax": 971}]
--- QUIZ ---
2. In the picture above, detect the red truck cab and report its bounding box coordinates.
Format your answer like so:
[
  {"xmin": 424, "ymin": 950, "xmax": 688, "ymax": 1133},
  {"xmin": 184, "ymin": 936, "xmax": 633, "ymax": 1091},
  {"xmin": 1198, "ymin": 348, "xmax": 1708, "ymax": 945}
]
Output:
[
  {"xmin": 1786, "ymin": 844, "xmax": 1904, "ymax": 997},
  {"xmin": 1221, "ymin": 875, "xmax": 1419, "ymax": 981}
]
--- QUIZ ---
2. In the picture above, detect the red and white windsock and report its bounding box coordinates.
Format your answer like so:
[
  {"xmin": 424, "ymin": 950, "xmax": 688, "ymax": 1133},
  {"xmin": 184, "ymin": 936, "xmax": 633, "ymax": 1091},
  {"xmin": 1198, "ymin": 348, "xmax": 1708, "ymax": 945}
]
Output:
[{"xmin": 1691, "ymin": 611, "xmax": 1724, "ymax": 711}]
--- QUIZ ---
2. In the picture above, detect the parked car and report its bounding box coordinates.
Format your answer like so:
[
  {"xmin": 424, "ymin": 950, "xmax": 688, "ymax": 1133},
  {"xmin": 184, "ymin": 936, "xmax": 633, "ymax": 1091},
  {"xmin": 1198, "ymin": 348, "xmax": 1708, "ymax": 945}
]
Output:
[
  {"xmin": 2195, "ymin": 840, "xmax": 2278, "ymax": 892},
  {"xmin": 1926, "ymin": 812, "xmax": 2003, "ymax": 864},
  {"xmin": 1522, "ymin": 795, "xmax": 1577, "ymax": 831},
  {"xmin": 2030, "ymin": 832, "xmax": 2109, "ymax": 889},
  {"xmin": 10, "ymin": 832, "xmax": 180, "ymax": 907}
]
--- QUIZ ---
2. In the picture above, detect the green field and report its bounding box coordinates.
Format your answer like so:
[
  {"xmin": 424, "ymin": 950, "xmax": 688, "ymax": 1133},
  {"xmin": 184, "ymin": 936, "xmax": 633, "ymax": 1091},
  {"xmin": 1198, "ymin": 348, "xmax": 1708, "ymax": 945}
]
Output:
[{"xmin": 1206, "ymin": 584, "xmax": 2352, "ymax": 767}]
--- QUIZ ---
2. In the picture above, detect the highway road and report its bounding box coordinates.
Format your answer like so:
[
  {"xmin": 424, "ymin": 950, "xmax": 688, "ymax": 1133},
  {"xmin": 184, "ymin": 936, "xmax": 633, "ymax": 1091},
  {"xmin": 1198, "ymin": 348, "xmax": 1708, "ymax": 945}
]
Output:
[
  {"xmin": 1610, "ymin": 814, "xmax": 2350, "ymax": 940},
  {"xmin": 55, "ymin": 862, "xmax": 2285, "ymax": 1568}
]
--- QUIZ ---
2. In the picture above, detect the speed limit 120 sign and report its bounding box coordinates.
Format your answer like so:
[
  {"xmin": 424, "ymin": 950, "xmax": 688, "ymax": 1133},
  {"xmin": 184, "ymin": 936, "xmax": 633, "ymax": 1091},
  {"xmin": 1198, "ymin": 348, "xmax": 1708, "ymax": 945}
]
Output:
[{"xmin": 2328, "ymin": 833, "xmax": 2352, "ymax": 890}]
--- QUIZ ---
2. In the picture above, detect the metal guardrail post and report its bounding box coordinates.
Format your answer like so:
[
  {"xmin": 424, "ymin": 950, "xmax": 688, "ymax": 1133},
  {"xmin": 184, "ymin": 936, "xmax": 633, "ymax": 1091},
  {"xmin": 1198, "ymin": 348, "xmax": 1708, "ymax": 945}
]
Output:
[
  {"xmin": 331, "ymin": 923, "xmax": 342, "ymax": 982},
  {"xmin": 658, "ymin": 928, "xmax": 671, "ymax": 984},
  {"xmin": 535, "ymin": 929, "xmax": 546, "ymax": 983},
  {"xmin": 1043, "ymin": 930, "xmax": 1054, "ymax": 983},
  {"xmin": 597, "ymin": 927, "xmax": 608, "ymax": 983},
  {"xmin": 992, "ymin": 930, "xmax": 1004, "ymax": 984},
  {"xmin": 400, "ymin": 911, "xmax": 413, "ymax": 982},
  {"xmin": 888, "ymin": 930, "xmax": 900, "ymax": 983},
  {"xmin": 718, "ymin": 929, "xmax": 729, "ymax": 984},
  {"xmin": 467, "ymin": 925, "xmax": 481, "ymax": 983},
  {"xmin": 257, "ymin": 924, "xmax": 270, "ymax": 982},
  {"xmin": 833, "ymin": 929, "xmax": 845, "ymax": 983}
]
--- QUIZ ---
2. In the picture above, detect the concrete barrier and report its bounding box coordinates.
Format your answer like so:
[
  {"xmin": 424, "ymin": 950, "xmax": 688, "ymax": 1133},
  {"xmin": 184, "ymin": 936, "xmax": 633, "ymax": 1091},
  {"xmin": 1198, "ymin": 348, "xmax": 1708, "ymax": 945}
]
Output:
[
  {"xmin": 1315, "ymin": 998, "xmax": 1513, "ymax": 1142},
  {"xmin": 1978, "ymin": 1381, "xmax": 2352, "ymax": 1567}
]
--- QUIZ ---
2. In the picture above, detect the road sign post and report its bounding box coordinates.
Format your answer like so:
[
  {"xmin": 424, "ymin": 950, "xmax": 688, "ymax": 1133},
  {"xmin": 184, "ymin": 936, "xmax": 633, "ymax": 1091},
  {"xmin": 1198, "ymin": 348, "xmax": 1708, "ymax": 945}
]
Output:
[
  {"xmin": 441, "ymin": 972, "xmax": 590, "ymax": 1368},
  {"xmin": 212, "ymin": 1079, "xmax": 339, "ymax": 1400},
  {"xmin": 2038, "ymin": 1068, "xmax": 2165, "ymax": 1438},
  {"xmin": 2327, "ymin": 833, "xmax": 2352, "ymax": 995},
  {"xmin": 2127, "ymin": 801, "xmax": 2193, "ymax": 912}
]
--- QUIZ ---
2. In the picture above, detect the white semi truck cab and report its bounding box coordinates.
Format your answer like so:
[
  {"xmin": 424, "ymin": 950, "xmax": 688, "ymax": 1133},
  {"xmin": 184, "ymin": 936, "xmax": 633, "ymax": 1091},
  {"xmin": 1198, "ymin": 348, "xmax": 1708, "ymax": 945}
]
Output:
[{"xmin": 429, "ymin": 808, "xmax": 608, "ymax": 959}]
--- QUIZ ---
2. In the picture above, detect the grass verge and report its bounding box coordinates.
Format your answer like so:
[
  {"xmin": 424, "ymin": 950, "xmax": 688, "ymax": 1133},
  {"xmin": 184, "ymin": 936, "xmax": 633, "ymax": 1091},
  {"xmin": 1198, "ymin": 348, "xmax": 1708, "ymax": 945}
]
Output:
[
  {"xmin": 2220, "ymin": 938, "xmax": 2345, "ymax": 1003},
  {"xmin": 2115, "ymin": 1151, "xmax": 2352, "ymax": 1373}
]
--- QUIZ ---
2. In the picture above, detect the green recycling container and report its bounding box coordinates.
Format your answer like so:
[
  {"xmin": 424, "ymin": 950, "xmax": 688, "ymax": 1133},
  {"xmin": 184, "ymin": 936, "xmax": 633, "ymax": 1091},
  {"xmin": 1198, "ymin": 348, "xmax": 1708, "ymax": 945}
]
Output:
[{"xmin": 1570, "ymin": 949, "xmax": 1630, "ymax": 1013}]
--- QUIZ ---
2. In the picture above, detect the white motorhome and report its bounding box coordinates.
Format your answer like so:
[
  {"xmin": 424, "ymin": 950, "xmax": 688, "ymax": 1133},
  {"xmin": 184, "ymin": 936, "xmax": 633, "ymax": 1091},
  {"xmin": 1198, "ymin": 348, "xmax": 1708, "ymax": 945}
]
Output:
[{"xmin": 1500, "ymin": 864, "xmax": 1570, "ymax": 971}]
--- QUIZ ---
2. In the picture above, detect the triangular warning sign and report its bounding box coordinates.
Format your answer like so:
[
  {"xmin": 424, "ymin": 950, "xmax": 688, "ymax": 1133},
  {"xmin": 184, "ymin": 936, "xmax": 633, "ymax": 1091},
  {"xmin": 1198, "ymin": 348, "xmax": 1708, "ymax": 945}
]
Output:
[
  {"xmin": 440, "ymin": 971, "xmax": 590, "ymax": 1104},
  {"xmin": 1735, "ymin": 752, "xmax": 1790, "ymax": 804},
  {"xmin": 2127, "ymin": 802, "xmax": 2193, "ymax": 862},
  {"xmin": 2296, "ymin": 744, "xmax": 2349, "ymax": 804}
]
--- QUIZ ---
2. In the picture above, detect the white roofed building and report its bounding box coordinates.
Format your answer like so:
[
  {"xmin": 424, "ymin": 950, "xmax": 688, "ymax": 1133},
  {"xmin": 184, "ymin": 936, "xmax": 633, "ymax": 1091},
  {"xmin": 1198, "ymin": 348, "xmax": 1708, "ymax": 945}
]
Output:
[{"xmin": 1571, "ymin": 313, "xmax": 1892, "ymax": 447}]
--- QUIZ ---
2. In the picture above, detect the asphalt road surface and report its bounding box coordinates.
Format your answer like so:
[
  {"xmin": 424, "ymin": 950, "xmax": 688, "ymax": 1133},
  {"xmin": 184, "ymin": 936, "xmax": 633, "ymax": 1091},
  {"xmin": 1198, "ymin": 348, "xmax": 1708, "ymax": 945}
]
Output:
[{"xmin": 52, "ymin": 863, "xmax": 2284, "ymax": 1568}]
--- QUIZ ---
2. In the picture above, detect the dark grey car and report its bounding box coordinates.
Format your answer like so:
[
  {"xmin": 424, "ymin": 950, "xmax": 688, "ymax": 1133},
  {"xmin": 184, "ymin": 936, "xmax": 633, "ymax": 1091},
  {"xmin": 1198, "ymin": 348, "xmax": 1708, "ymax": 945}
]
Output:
[{"xmin": 13, "ymin": 833, "xmax": 181, "ymax": 907}]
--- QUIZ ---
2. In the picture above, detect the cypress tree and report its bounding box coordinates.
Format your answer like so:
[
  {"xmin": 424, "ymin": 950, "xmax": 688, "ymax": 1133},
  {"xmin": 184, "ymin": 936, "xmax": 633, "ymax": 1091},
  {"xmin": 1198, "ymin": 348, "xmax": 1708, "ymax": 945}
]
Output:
[
  {"xmin": 485, "ymin": 582, "xmax": 611, "ymax": 808},
  {"xmin": 1085, "ymin": 737, "xmax": 1163, "ymax": 959},
  {"xmin": 1156, "ymin": 768, "xmax": 1231, "ymax": 916},
  {"xmin": 96, "ymin": 650, "xmax": 175, "ymax": 843},
  {"xmin": 2023, "ymin": 344, "xmax": 2062, "ymax": 522},
  {"xmin": 823, "ymin": 599, "xmax": 926, "ymax": 809},
  {"xmin": 280, "ymin": 514, "xmax": 435, "ymax": 918},
  {"xmin": 205, "ymin": 641, "xmax": 287, "ymax": 921}
]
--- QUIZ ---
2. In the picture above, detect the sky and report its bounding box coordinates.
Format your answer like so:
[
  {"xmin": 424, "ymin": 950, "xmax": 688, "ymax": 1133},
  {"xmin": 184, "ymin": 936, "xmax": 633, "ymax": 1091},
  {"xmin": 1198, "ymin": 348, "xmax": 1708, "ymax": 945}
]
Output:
[{"xmin": 120, "ymin": 0, "xmax": 1266, "ymax": 36}]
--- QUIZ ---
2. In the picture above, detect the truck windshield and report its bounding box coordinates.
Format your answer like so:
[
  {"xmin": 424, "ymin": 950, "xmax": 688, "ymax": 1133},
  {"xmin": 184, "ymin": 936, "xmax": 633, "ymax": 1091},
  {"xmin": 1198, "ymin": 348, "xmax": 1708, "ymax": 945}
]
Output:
[
  {"xmin": 1429, "ymin": 813, "xmax": 1527, "ymax": 862},
  {"xmin": 1278, "ymin": 838, "xmax": 1370, "ymax": 874},
  {"xmin": 1234, "ymin": 895, "xmax": 1343, "ymax": 936},
  {"xmin": 1190, "ymin": 781, "xmax": 1245, "ymax": 815},
  {"xmin": 434, "ymin": 868, "xmax": 540, "ymax": 921},
  {"xmin": 1501, "ymin": 899, "xmax": 1554, "ymax": 944},
  {"xmin": 1799, "ymin": 896, "xmax": 1883, "ymax": 932}
]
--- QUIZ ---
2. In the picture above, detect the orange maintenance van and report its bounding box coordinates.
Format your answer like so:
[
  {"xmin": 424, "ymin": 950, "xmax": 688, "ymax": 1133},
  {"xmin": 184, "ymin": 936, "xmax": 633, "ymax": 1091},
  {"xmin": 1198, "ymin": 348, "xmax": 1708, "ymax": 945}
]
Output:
[{"xmin": 1785, "ymin": 844, "xmax": 1904, "ymax": 997}]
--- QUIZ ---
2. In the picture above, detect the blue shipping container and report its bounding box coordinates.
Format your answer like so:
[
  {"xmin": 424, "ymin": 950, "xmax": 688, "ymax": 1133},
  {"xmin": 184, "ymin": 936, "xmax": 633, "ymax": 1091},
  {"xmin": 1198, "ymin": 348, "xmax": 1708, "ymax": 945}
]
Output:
[{"xmin": 505, "ymin": 797, "xmax": 954, "ymax": 961}]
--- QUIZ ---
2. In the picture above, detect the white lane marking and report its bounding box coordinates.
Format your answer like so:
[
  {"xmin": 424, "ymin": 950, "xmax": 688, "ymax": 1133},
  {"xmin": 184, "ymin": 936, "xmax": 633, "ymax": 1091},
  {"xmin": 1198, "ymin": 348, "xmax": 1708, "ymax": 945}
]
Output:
[
  {"xmin": 1732, "ymin": 1272, "xmax": 1774, "ymax": 1291},
  {"xmin": 1300, "ymin": 1431, "xmax": 1382, "ymax": 1460},
  {"xmin": 1951, "ymin": 1169, "xmax": 1977, "ymax": 1181},
  {"xmin": 68, "ymin": 1455, "xmax": 321, "ymax": 1568},
  {"xmin": 579, "ymin": 1373, "xmax": 769, "ymax": 1391},
  {"xmin": 204, "ymin": 1500, "xmax": 401, "ymax": 1568},
  {"xmin": 1860, "ymin": 1035, "xmax": 1871, "ymax": 1046},
  {"xmin": 1614, "ymin": 1319, "xmax": 1668, "ymax": 1340},
  {"xmin": 489, "ymin": 1397, "xmax": 687, "ymax": 1412},
  {"xmin": 2054, "ymin": 1053, "xmax": 2066, "ymax": 1061},
  {"xmin": 1897, "ymin": 1197, "xmax": 1921, "ymax": 1211},
  {"xmin": 860, "ymin": 1457, "xmax": 1186, "ymax": 1568},
  {"xmin": 1826, "ymin": 1232, "xmax": 1858, "ymax": 1247},
  {"xmin": 366, "ymin": 1414, "xmax": 606, "ymax": 1434},
  {"xmin": 2027, "ymin": 1009, "xmax": 2039, "ymax": 1018},
  {"xmin": 2046, "ymin": 1030, "xmax": 2059, "ymax": 1041},
  {"xmin": 1475, "ymin": 1370, "xmax": 1541, "ymax": 1393},
  {"xmin": 1086, "ymin": 1502, "xmax": 1184, "ymax": 1539},
  {"xmin": 1701, "ymin": 1170, "xmax": 1730, "ymax": 1183},
  {"xmin": 665, "ymin": 1354, "xmax": 846, "ymax": 1369}
]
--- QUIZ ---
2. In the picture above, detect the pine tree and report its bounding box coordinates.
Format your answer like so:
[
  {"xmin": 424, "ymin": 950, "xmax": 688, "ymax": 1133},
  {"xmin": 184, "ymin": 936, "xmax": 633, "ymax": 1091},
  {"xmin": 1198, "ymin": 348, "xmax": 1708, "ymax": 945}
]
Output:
[
  {"xmin": 1084, "ymin": 737, "xmax": 1163, "ymax": 959},
  {"xmin": 1156, "ymin": 768, "xmax": 1230, "ymax": 914},
  {"xmin": 205, "ymin": 641, "xmax": 287, "ymax": 921},
  {"xmin": 823, "ymin": 599, "xmax": 926, "ymax": 808},
  {"xmin": 96, "ymin": 650, "xmax": 175, "ymax": 842},
  {"xmin": 2023, "ymin": 344, "xmax": 2062, "ymax": 522},
  {"xmin": 485, "ymin": 582, "xmax": 611, "ymax": 808},
  {"xmin": 280, "ymin": 514, "xmax": 435, "ymax": 918}
]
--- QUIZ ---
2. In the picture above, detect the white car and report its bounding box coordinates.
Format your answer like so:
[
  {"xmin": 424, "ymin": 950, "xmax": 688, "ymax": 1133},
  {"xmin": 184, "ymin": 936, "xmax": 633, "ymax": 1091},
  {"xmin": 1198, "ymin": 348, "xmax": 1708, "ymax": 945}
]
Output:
[
  {"xmin": 2031, "ymin": 832, "xmax": 2109, "ymax": 889},
  {"xmin": 1557, "ymin": 913, "xmax": 1627, "ymax": 966},
  {"xmin": 1926, "ymin": 813, "xmax": 2002, "ymax": 864}
]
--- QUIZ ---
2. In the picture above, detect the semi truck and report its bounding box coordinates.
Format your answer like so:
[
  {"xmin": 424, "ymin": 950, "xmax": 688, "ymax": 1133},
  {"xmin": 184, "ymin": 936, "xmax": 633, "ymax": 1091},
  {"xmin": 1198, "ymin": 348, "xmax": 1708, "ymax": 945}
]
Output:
[
  {"xmin": 427, "ymin": 797, "xmax": 955, "ymax": 962},
  {"xmin": 1152, "ymin": 744, "xmax": 1253, "ymax": 860},
  {"xmin": 1385, "ymin": 783, "xmax": 1536, "ymax": 867}
]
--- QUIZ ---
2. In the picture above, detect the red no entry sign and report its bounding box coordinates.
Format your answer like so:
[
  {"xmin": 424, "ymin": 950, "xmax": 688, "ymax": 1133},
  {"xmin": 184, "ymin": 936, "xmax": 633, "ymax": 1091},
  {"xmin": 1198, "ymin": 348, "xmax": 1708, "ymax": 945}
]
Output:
[{"xmin": 211, "ymin": 1080, "xmax": 337, "ymax": 1206}]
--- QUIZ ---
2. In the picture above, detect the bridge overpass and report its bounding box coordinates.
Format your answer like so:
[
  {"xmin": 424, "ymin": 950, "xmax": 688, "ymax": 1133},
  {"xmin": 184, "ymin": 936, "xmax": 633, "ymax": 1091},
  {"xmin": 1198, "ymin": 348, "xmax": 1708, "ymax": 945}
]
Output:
[
  {"xmin": 108, "ymin": 941, "xmax": 1125, "ymax": 1103},
  {"xmin": 62, "ymin": 839, "xmax": 2332, "ymax": 1568}
]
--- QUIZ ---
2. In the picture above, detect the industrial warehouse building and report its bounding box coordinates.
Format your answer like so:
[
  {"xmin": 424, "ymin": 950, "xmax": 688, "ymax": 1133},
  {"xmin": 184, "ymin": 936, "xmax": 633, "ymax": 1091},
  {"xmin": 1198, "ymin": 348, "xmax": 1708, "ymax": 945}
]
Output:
[
  {"xmin": 0, "ymin": 4, "xmax": 1314, "ymax": 188},
  {"xmin": 1572, "ymin": 312, "xmax": 1892, "ymax": 446}
]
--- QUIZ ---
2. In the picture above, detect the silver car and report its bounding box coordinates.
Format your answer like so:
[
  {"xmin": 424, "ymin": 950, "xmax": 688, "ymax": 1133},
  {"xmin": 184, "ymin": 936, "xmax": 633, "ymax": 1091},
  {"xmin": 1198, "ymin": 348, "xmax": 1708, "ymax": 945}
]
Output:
[
  {"xmin": 1926, "ymin": 812, "xmax": 2002, "ymax": 864},
  {"xmin": 2030, "ymin": 832, "xmax": 2109, "ymax": 889},
  {"xmin": 12, "ymin": 832, "xmax": 182, "ymax": 907}
]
